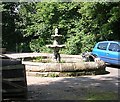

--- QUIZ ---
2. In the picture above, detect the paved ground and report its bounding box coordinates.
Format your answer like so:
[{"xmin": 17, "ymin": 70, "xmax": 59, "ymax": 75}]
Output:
[
  {"xmin": 26, "ymin": 65, "xmax": 120, "ymax": 100},
  {"xmin": 2, "ymin": 53, "xmax": 119, "ymax": 100}
]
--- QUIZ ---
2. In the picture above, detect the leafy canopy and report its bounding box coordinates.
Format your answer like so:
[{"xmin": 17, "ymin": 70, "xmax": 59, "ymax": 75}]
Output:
[{"xmin": 2, "ymin": 2, "xmax": 120, "ymax": 54}]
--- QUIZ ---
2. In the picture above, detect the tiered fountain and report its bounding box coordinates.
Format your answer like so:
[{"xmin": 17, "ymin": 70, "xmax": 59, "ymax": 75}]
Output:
[
  {"xmin": 46, "ymin": 28, "xmax": 65, "ymax": 62},
  {"xmin": 23, "ymin": 28, "xmax": 106, "ymax": 77}
]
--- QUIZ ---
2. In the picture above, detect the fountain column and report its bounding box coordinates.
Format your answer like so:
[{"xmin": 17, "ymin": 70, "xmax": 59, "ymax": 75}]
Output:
[{"xmin": 46, "ymin": 28, "xmax": 65, "ymax": 62}]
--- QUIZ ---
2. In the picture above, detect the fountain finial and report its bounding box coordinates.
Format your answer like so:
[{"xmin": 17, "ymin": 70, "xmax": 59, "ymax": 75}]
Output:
[{"xmin": 55, "ymin": 28, "xmax": 58, "ymax": 35}]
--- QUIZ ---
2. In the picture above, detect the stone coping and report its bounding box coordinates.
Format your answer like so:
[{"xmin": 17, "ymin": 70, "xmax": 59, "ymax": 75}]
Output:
[{"xmin": 23, "ymin": 60, "xmax": 106, "ymax": 72}]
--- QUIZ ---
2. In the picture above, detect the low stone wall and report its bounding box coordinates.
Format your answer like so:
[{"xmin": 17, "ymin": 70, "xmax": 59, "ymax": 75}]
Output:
[
  {"xmin": 24, "ymin": 61, "xmax": 105, "ymax": 72},
  {"xmin": 23, "ymin": 60, "xmax": 106, "ymax": 77}
]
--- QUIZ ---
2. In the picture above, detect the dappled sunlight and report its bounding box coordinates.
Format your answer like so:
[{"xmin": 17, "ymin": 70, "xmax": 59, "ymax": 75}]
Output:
[
  {"xmin": 26, "ymin": 76, "xmax": 65, "ymax": 85},
  {"xmin": 27, "ymin": 74, "xmax": 119, "ymax": 100}
]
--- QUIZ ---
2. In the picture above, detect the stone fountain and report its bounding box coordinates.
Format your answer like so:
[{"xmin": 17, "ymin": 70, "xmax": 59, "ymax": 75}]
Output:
[
  {"xmin": 46, "ymin": 28, "xmax": 65, "ymax": 62},
  {"xmin": 22, "ymin": 28, "xmax": 107, "ymax": 77}
]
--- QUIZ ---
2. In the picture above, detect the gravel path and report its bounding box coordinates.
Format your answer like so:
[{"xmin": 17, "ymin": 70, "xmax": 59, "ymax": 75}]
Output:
[{"xmin": 26, "ymin": 66, "xmax": 119, "ymax": 100}]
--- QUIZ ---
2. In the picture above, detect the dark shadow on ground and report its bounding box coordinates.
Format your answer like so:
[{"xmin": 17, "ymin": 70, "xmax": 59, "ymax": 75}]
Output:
[
  {"xmin": 106, "ymin": 64, "xmax": 120, "ymax": 69},
  {"xmin": 26, "ymin": 75, "xmax": 119, "ymax": 101}
]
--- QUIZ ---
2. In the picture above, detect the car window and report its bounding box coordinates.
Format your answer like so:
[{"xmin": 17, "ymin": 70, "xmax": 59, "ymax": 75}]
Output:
[
  {"xmin": 108, "ymin": 43, "xmax": 120, "ymax": 52},
  {"xmin": 97, "ymin": 43, "xmax": 108, "ymax": 50}
]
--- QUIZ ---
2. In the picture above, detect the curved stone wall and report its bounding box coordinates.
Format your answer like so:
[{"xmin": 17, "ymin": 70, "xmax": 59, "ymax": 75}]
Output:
[
  {"xmin": 24, "ymin": 61, "xmax": 105, "ymax": 72},
  {"xmin": 23, "ymin": 60, "xmax": 107, "ymax": 77}
]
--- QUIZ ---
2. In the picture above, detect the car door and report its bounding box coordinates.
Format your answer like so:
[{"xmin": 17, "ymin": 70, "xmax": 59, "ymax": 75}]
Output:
[
  {"xmin": 107, "ymin": 43, "xmax": 120, "ymax": 65},
  {"xmin": 95, "ymin": 42, "xmax": 109, "ymax": 62}
]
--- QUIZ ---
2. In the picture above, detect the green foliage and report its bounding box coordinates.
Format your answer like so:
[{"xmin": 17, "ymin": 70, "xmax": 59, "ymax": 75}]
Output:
[
  {"xmin": 63, "ymin": 33, "xmax": 82, "ymax": 55},
  {"xmin": 30, "ymin": 37, "xmax": 44, "ymax": 52},
  {"xmin": 81, "ymin": 34, "xmax": 96, "ymax": 52},
  {"xmin": 29, "ymin": 36, "xmax": 52, "ymax": 53},
  {"xmin": 47, "ymin": 73, "xmax": 59, "ymax": 77},
  {"xmin": 87, "ymin": 91, "xmax": 118, "ymax": 100},
  {"xmin": 2, "ymin": 2, "xmax": 120, "ymax": 54},
  {"xmin": 60, "ymin": 60, "xmax": 66, "ymax": 63},
  {"xmin": 2, "ymin": 2, "xmax": 21, "ymax": 51},
  {"xmin": 32, "ymin": 56, "xmax": 52, "ymax": 63}
]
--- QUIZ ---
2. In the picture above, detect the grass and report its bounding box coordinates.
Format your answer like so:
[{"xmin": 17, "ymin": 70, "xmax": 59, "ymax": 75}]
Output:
[
  {"xmin": 32, "ymin": 57, "xmax": 52, "ymax": 63},
  {"xmin": 86, "ymin": 91, "xmax": 118, "ymax": 100}
]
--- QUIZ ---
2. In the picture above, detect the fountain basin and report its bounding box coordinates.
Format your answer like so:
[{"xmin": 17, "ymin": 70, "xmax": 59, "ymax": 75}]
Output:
[
  {"xmin": 23, "ymin": 60, "xmax": 107, "ymax": 77},
  {"xmin": 23, "ymin": 61, "xmax": 105, "ymax": 72}
]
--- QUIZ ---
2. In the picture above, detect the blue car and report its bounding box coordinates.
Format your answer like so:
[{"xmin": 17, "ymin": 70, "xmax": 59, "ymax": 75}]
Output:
[{"xmin": 92, "ymin": 41, "xmax": 120, "ymax": 66}]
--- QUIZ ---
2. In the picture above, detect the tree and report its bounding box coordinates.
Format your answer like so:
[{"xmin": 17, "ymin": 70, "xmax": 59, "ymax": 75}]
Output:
[
  {"xmin": 2, "ymin": 2, "xmax": 21, "ymax": 51},
  {"xmin": 2, "ymin": 2, "xmax": 120, "ymax": 54}
]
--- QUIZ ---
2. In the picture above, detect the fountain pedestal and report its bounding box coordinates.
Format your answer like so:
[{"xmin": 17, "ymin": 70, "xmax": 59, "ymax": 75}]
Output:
[{"xmin": 46, "ymin": 28, "xmax": 65, "ymax": 62}]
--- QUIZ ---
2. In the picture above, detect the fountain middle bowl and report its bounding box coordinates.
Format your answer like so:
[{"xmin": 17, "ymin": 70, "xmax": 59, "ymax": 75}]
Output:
[{"xmin": 46, "ymin": 45, "xmax": 65, "ymax": 48}]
